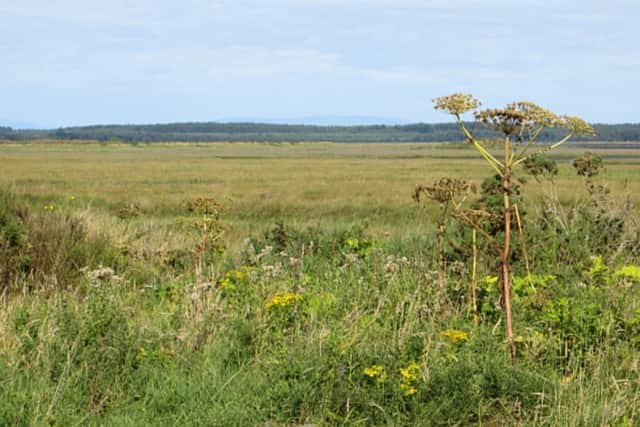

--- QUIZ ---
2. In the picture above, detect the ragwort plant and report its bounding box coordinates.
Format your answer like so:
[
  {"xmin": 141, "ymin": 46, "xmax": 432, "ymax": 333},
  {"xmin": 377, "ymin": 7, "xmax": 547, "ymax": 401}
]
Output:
[{"xmin": 434, "ymin": 93, "xmax": 596, "ymax": 359}]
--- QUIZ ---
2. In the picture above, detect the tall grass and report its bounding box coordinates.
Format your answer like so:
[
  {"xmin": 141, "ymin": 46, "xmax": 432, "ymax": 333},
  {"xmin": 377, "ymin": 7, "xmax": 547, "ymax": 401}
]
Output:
[{"xmin": 0, "ymin": 143, "xmax": 639, "ymax": 425}]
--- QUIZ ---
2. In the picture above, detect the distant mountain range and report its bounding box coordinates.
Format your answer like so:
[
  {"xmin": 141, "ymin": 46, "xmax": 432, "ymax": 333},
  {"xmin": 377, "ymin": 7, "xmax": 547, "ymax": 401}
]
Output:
[
  {"xmin": 217, "ymin": 115, "xmax": 410, "ymax": 126},
  {"xmin": 0, "ymin": 119, "xmax": 44, "ymax": 130},
  {"xmin": 1, "ymin": 116, "xmax": 410, "ymax": 130}
]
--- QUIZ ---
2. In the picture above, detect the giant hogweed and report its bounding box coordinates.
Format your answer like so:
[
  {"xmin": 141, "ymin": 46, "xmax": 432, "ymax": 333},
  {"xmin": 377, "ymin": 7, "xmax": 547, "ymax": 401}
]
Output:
[{"xmin": 434, "ymin": 94, "xmax": 595, "ymax": 359}]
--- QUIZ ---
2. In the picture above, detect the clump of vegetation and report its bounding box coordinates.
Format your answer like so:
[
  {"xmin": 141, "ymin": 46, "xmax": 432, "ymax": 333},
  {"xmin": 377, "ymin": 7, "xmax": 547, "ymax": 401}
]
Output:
[
  {"xmin": 178, "ymin": 196, "xmax": 226, "ymax": 274},
  {"xmin": 434, "ymin": 93, "xmax": 596, "ymax": 358},
  {"xmin": 413, "ymin": 176, "xmax": 475, "ymax": 292},
  {"xmin": 116, "ymin": 202, "xmax": 142, "ymax": 219},
  {"xmin": 0, "ymin": 187, "xmax": 119, "ymax": 293},
  {"xmin": 1, "ymin": 139, "xmax": 640, "ymax": 425}
]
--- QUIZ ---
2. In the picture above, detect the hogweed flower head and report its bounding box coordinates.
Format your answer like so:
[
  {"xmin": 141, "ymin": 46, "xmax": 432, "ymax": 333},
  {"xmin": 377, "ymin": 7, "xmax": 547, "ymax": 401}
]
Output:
[
  {"xmin": 474, "ymin": 101, "xmax": 561, "ymax": 136},
  {"xmin": 433, "ymin": 93, "xmax": 481, "ymax": 115},
  {"xmin": 562, "ymin": 116, "xmax": 597, "ymax": 137}
]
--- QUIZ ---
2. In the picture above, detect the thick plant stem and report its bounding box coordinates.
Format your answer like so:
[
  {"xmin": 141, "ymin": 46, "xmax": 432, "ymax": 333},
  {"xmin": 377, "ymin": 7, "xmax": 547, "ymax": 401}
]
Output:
[
  {"xmin": 471, "ymin": 228, "xmax": 478, "ymax": 325},
  {"xmin": 437, "ymin": 222, "xmax": 446, "ymax": 294},
  {"xmin": 502, "ymin": 136, "xmax": 516, "ymax": 361}
]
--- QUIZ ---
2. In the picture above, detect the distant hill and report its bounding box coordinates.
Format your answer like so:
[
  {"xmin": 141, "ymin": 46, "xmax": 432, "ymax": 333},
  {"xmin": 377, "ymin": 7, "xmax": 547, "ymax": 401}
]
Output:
[
  {"xmin": 2, "ymin": 121, "xmax": 640, "ymax": 143},
  {"xmin": 0, "ymin": 119, "xmax": 43, "ymax": 130},
  {"xmin": 217, "ymin": 115, "xmax": 409, "ymax": 126}
]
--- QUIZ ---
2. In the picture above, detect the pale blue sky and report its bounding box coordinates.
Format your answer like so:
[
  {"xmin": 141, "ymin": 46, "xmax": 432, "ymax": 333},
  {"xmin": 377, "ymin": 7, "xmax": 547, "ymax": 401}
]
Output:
[{"xmin": 1, "ymin": 0, "xmax": 639, "ymax": 127}]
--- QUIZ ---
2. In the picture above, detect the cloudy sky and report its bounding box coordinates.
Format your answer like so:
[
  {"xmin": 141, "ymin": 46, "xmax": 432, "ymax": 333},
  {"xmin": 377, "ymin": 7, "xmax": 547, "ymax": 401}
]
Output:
[{"xmin": 1, "ymin": 0, "xmax": 638, "ymax": 127}]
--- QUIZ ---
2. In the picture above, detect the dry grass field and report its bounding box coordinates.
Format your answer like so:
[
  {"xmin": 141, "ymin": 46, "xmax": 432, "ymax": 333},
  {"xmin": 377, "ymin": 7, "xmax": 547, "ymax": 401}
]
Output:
[
  {"xmin": 2, "ymin": 140, "xmax": 640, "ymax": 425},
  {"xmin": 1, "ymin": 141, "xmax": 639, "ymax": 243}
]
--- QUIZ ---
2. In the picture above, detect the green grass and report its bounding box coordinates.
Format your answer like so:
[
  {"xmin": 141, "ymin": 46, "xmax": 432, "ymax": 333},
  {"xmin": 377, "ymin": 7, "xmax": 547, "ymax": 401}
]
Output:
[
  {"xmin": 1, "ymin": 141, "xmax": 639, "ymax": 241},
  {"xmin": 1, "ymin": 141, "xmax": 640, "ymax": 425}
]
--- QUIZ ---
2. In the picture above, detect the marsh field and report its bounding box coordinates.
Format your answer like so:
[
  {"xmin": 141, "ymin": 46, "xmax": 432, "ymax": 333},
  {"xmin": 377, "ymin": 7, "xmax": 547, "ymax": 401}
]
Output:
[{"xmin": 2, "ymin": 141, "xmax": 640, "ymax": 425}]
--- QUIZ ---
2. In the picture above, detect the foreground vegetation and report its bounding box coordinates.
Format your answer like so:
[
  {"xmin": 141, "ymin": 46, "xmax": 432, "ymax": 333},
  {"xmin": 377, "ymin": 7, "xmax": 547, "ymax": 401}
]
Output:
[{"xmin": 1, "ymin": 142, "xmax": 640, "ymax": 425}]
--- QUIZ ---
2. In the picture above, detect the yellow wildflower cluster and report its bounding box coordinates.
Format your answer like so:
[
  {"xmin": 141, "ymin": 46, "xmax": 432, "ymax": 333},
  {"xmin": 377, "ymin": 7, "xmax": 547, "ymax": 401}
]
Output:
[
  {"xmin": 588, "ymin": 255, "xmax": 609, "ymax": 281},
  {"xmin": 220, "ymin": 266, "xmax": 255, "ymax": 291},
  {"xmin": 399, "ymin": 361, "xmax": 420, "ymax": 396},
  {"xmin": 483, "ymin": 275, "xmax": 499, "ymax": 286},
  {"xmin": 440, "ymin": 329, "xmax": 470, "ymax": 345},
  {"xmin": 220, "ymin": 269, "xmax": 246, "ymax": 291},
  {"xmin": 43, "ymin": 204, "xmax": 56, "ymax": 212},
  {"xmin": 614, "ymin": 265, "xmax": 640, "ymax": 282},
  {"xmin": 265, "ymin": 292, "xmax": 303, "ymax": 310},
  {"xmin": 363, "ymin": 364, "xmax": 387, "ymax": 383}
]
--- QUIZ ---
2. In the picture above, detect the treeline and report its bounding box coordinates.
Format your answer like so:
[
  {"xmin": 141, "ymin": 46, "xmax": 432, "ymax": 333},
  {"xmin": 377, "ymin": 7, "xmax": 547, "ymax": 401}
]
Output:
[{"xmin": 2, "ymin": 122, "xmax": 640, "ymax": 142}]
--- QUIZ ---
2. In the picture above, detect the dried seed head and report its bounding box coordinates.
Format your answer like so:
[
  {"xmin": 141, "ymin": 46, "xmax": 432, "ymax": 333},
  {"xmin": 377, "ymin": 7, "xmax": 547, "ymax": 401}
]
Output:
[
  {"xmin": 561, "ymin": 116, "xmax": 597, "ymax": 136},
  {"xmin": 522, "ymin": 153, "xmax": 558, "ymax": 179},
  {"xmin": 474, "ymin": 101, "xmax": 561, "ymax": 136},
  {"xmin": 413, "ymin": 177, "xmax": 476, "ymax": 204},
  {"xmin": 573, "ymin": 152, "xmax": 603, "ymax": 178},
  {"xmin": 433, "ymin": 93, "xmax": 481, "ymax": 115}
]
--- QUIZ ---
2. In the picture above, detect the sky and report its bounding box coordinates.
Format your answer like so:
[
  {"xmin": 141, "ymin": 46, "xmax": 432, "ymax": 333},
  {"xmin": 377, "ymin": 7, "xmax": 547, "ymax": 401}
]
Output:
[{"xmin": 1, "ymin": 0, "xmax": 639, "ymax": 128}]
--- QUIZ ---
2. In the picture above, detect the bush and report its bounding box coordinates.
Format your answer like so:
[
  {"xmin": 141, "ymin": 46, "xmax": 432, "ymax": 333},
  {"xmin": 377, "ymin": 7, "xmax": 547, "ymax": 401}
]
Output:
[{"xmin": 0, "ymin": 187, "xmax": 122, "ymax": 292}]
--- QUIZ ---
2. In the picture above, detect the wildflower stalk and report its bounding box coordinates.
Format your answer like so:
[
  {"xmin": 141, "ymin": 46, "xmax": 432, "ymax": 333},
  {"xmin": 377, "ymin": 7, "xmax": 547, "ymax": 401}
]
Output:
[
  {"xmin": 434, "ymin": 93, "xmax": 596, "ymax": 361},
  {"xmin": 514, "ymin": 204, "xmax": 533, "ymax": 287},
  {"xmin": 414, "ymin": 177, "xmax": 476, "ymax": 296},
  {"xmin": 501, "ymin": 135, "xmax": 516, "ymax": 359},
  {"xmin": 471, "ymin": 228, "xmax": 478, "ymax": 325}
]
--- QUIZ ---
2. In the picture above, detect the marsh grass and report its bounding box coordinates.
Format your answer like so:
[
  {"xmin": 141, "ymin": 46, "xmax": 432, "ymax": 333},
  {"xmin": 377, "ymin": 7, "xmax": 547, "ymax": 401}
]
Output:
[{"xmin": 0, "ymin": 142, "xmax": 640, "ymax": 425}]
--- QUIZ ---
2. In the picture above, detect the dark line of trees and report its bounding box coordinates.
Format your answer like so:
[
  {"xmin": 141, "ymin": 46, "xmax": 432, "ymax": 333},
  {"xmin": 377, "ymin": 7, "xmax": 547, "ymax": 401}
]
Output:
[{"xmin": 2, "ymin": 122, "xmax": 640, "ymax": 143}]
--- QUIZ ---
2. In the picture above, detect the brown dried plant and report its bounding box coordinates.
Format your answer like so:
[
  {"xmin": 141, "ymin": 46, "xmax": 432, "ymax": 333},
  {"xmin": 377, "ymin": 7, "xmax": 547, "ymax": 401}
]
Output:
[
  {"xmin": 180, "ymin": 197, "xmax": 225, "ymax": 276},
  {"xmin": 413, "ymin": 177, "xmax": 476, "ymax": 294}
]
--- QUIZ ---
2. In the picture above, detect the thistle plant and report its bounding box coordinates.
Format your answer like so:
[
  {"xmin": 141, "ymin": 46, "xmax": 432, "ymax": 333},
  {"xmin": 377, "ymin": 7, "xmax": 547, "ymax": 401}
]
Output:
[
  {"xmin": 413, "ymin": 177, "xmax": 475, "ymax": 293},
  {"xmin": 434, "ymin": 93, "xmax": 596, "ymax": 359}
]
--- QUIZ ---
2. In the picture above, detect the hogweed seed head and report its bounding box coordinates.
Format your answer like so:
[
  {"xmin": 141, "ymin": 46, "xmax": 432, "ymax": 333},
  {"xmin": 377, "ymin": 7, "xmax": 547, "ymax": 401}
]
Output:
[
  {"xmin": 433, "ymin": 93, "xmax": 481, "ymax": 115},
  {"xmin": 474, "ymin": 101, "xmax": 562, "ymax": 136},
  {"xmin": 413, "ymin": 177, "xmax": 476, "ymax": 204},
  {"xmin": 573, "ymin": 152, "xmax": 603, "ymax": 178},
  {"xmin": 562, "ymin": 115, "xmax": 597, "ymax": 136}
]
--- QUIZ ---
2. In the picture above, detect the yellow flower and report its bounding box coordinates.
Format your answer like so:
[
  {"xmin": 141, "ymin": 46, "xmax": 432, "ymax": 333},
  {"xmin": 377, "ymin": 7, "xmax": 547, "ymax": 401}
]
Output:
[
  {"xmin": 483, "ymin": 275, "xmax": 499, "ymax": 286},
  {"xmin": 614, "ymin": 265, "xmax": 640, "ymax": 282},
  {"xmin": 220, "ymin": 277, "xmax": 236, "ymax": 291},
  {"xmin": 399, "ymin": 361, "xmax": 420, "ymax": 382},
  {"xmin": 399, "ymin": 361, "xmax": 421, "ymax": 396},
  {"xmin": 265, "ymin": 292, "xmax": 303, "ymax": 310},
  {"xmin": 400, "ymin": 382, "xmax": 417, "ymax": 396},
  {"xmin": 363, "ymin": 364, "xmax": 387, "ymax": 382},
  {"xmin": 220, "ymin": 267, "xmax": 255, "ymax": 291},
  {"xmin": 440, "ymin": 329, "xmax": 470, "ymax": 344}
]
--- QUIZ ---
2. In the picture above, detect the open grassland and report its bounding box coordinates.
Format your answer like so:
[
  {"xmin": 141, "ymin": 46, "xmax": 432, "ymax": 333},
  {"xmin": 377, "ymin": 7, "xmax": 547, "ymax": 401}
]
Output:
[
  {"xmin": 1, "ymin": 141, "xmax": 640, "ymax": 426},
  {"xmin": 2, "ymin": 141, "xmax": 640, "ymax": 242}
]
